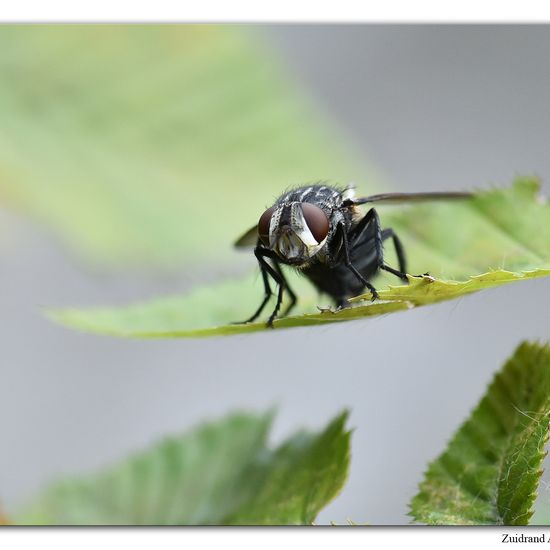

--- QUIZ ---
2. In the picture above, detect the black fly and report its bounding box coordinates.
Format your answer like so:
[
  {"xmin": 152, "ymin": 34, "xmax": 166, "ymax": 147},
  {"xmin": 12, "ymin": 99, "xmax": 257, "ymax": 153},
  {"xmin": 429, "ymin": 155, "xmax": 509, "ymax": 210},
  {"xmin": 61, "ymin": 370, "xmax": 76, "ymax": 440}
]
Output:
[{"xmin": 235, "ymin": 184, "xmax": 471, "ymax": 327}]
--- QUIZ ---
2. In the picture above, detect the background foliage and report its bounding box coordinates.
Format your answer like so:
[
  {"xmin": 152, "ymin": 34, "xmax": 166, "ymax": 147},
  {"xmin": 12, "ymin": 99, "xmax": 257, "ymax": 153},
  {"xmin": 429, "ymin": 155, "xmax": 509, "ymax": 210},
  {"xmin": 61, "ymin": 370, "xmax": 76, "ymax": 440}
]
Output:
[
  {"xmin": 0, "ymin": 25, "xmax": 370, "ymax": 268},
  {"xmin": 18, "ymin": 411, "xmax": 351, "ymax": 525},
  {"xmin": 411, "ymin": 342, "xmax": 550, "ymax": 526}
]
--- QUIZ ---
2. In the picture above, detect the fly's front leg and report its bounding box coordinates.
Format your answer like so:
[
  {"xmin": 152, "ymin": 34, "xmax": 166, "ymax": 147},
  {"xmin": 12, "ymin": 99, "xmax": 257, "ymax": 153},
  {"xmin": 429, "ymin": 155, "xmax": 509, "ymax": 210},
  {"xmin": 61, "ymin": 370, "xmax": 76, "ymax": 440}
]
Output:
[
  {"xmin": 273, "ymin": 261, "xmax": 298, "ymax": 317},
  {"xmin": 336, "ymin": 222, "xmax": 379, "ymax": 300},
  {"xmin": 259, "ymin": 248, "xmax": 297, "ymax": 325},
  {"xmin": 236, "ymin": 246, "xmax": 290, "ymax": 328},
  {"xmin": 235, "ymin": 248, "xmax": 273, "ymax": 325}
]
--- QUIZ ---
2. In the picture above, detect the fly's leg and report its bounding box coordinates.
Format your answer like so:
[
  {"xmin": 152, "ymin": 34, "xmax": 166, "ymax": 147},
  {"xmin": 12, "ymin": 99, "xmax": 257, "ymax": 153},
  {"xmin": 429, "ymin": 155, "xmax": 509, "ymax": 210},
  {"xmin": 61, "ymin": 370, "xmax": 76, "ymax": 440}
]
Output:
[
  {"xmin": 235, "ymin": 246, "xmax": 290, "ymax": 328},
  {"xmin": 273, "ymin": 261, "xmax": 298, "ymax": 317},
  {"xmin": 336, "ymin": 222, "xmax": 380, "ymax": 300},
  {"xmin": 380, "ymin": 228, "xmax": 409, "ymax": 282},
  {"xmin": 235, "ymin": 257, "xmax": 272, "ymax": 325},
  {"xmin": 380, "ymin": 263, "xmax": 409, "ymax": 282},
  {"xmin": 259, "ymin": 248, "xmax": 296, "ymax": 325},
  {"xmin": 352, "ymin": 208, "xmax": 408, "ymax": 283}
]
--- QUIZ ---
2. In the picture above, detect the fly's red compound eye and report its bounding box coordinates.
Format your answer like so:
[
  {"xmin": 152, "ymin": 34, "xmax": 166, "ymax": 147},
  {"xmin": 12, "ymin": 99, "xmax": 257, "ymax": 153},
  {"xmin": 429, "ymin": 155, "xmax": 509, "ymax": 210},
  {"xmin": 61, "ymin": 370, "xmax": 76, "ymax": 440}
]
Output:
[
  {"xmin": 301, "ymin": 203, "xmax": 329, "ymax": 243},
  {"xmin": 258, "ymin": 206, "xmax": 276, "ymax": 246}
]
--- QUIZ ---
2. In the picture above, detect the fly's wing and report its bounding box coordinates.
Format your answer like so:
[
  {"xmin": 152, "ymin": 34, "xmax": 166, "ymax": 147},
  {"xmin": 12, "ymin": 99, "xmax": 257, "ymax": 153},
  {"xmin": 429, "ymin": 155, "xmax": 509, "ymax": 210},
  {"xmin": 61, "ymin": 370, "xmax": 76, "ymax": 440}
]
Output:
[
  {"xmin": 234, "ymin": 225, "xmax": 258, "ymax": 248},
  {"xmin": 349, "ymin": 191, "xmax": 472, "ymax": 206}
]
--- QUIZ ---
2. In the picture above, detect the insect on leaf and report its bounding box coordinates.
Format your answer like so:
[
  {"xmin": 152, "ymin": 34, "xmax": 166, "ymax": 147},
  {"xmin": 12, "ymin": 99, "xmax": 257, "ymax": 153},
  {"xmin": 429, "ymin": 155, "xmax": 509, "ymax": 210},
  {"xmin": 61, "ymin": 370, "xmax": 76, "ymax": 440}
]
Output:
[
  {"xmin": 49, "ymin": 178, "xmax": 550, "ymax": 337},
  {"xmin": 16, "ymin": 411, "xmax": 351, "ymax": 526},
  {"xmin": 410, "ymin": 341, "xmax": 550, "ymax": 525}
]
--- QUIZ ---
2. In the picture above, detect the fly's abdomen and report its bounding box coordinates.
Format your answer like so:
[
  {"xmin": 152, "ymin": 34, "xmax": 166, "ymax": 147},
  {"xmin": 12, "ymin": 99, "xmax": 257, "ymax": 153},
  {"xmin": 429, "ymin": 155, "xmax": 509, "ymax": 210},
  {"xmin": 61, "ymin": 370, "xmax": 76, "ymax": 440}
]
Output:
[{"xmin": 302, "ymin": 261, "xmax": 376, "ymax": 304}]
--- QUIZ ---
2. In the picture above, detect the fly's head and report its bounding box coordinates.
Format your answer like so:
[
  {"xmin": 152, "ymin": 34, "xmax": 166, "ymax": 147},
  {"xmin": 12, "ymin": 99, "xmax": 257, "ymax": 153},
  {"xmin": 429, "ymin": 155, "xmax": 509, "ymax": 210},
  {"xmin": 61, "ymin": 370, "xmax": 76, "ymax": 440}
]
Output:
[{"xmin": 257, "ymin": 201, "xmax": 330, "ymax": 266}]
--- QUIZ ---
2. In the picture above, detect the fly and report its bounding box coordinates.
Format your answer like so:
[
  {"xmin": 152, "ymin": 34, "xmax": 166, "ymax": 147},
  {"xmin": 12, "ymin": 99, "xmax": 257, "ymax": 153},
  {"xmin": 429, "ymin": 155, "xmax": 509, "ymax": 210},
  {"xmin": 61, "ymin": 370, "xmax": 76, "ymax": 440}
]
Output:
[{"xmin": 235, "ymin": 184, "xmax": 471, "ymax": 327}]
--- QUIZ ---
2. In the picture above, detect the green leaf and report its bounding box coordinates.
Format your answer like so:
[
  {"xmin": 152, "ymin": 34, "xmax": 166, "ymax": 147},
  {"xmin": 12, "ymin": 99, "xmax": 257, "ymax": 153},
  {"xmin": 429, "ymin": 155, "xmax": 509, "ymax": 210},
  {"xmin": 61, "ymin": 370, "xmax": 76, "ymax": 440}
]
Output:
[
  {"xmin": 0, "ymin": 26, "xmax": 370, "ymax": 268},
  {"xmin": 49, "ymin": 178, "xmax": 550, "ymax": 337},
  {"xmin": 410, "ymin": 341, "xmax": 550, "ymax": 525},
  {"xmin": 17, "ymin": 411, "xmax": 351, "ymax": 525}
]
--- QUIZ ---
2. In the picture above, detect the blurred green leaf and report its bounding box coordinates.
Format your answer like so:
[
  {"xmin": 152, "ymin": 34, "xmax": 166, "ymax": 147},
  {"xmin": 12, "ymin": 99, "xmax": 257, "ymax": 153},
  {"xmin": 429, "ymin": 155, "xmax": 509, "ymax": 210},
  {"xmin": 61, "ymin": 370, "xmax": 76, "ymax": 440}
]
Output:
[
  {"xmin": 410, "ymin": 341, "xmax": 550, "ymax": 525},
  {"xmin": 18, "ymin": 410, "xmax": 351, "ymax": 525},
  {"xmin": 50, "ymin": 178, "xmax": 550, "ymax": 337},
  {"xmin": 0, "ymin": 25, "xmax": 370, "ymax": 268}
]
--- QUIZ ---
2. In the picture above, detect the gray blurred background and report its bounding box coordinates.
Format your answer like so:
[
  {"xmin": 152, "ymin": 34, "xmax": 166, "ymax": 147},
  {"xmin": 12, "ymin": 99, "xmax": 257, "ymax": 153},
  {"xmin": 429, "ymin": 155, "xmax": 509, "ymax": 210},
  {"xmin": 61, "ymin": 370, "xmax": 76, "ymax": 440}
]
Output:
[{"xmin": 2, "ymin": 25, "xmax": 550, "ymax": 524}]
